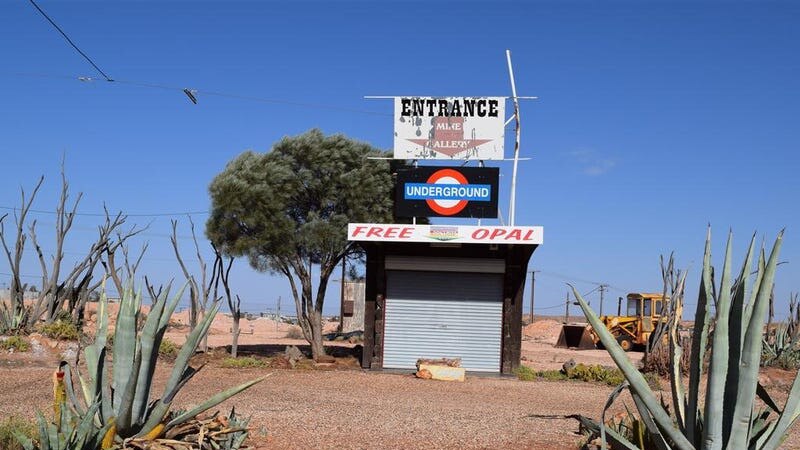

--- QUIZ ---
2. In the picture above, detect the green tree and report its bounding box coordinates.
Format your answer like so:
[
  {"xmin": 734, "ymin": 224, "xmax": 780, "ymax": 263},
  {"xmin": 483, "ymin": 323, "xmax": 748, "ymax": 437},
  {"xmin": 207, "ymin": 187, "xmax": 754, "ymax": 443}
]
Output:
[{"xmin": 206, "ymin": 129, "xmax": 393, "ymax": 359}]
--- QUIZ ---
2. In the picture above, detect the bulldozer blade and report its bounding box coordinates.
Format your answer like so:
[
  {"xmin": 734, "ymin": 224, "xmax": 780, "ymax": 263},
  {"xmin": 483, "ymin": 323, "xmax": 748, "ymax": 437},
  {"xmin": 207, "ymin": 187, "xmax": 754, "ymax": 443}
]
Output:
[{"xmin": 555, "ymin": 324, "xmax": 596, "ymax": 350}]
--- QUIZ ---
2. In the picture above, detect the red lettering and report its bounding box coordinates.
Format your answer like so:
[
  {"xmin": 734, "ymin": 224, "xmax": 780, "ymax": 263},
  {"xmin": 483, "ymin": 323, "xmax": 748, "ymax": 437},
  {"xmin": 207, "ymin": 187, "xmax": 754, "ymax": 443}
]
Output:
[
  {"xmin": 352, "ymin": 226, "xmax": 367, "ymax": 237},
  {"xmin": 384, "ymin": 227, "xmax": 399, "ymax": 238},
  {"xmin": 490, "ymin": 229, "xmax": 507, "ymax": 240},
  {"xmin": 399, "ymin": 227, "xmax": 413, "ymax": 238},
  {"xmin": 507, "ymin": 229, "xmax": 522, "ymax": 241},
  {"xmin": 523, "ymin": 229, "xmax": 534, "ymax": 240},
  {"xmin": 366, "ymin": 227, "xmax": 383, "ymax": 238},
  {"xmin": 472, "ymin": 229, "xmax": 489, "ymax": 239}
]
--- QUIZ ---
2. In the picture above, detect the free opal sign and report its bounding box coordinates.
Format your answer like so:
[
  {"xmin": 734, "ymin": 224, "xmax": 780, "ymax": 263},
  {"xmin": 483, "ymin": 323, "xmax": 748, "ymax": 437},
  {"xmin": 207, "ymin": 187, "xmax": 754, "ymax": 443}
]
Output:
[
  {"xmin": 395, "ymin": 166, "xmax": 499, "ymax": 218},
  {"xmin": 348, "ymin": 224, "xmax": 543, "ymax": 245},
  {"xmin": 393, "ymin": 97, "xmax": 506, "ymax": 160}
]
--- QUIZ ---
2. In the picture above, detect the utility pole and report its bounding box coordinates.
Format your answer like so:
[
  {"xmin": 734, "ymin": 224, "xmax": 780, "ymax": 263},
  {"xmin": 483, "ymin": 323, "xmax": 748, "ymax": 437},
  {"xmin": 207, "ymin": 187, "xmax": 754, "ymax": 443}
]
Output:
[
  {"xmin": 599, "ymin": 284, "xmax": 608, "ymax": 316},
  {"xmin": 529, "ymin": 270, "xmax": 539, "ymax": 324},
  {"xmin": 617, "ymin": 296, "xmax": 623, "ymax": 316},
  {"xmin": 565, "ymin": 291, "xmax": 570, "ymax": 324},
  {"xmin": 276, "ymin": 296, "xmax": 281, "ymax": 331}
]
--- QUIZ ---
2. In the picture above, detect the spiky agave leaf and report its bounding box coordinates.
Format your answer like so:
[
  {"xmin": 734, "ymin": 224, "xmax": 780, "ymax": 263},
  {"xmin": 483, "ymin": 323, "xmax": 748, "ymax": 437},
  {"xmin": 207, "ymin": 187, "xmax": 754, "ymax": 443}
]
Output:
[
  {"xmin": 572, "ymin": 284, "xmax": 694, "ymax": 450},
  {"xmin": 135, "ymin": 301, "xmax": 223, "ymax": 437},
  {"xmin": 132, "ymin": 282, "xmax": 184, "ymax": 425},
  {"xmin": 686, "ymin": 227, "xmax": 714, "ymax": 445},
  {"xmin": 727, "ymin": 231, "xmax": 783, "ymax": 446},
  {"xmin": 703, "ymin": 231, "xmax": 734, "ymax": 450},
  {"xmin": 166, "ymin": 375, "xmax": 268, "ymax": 429}
]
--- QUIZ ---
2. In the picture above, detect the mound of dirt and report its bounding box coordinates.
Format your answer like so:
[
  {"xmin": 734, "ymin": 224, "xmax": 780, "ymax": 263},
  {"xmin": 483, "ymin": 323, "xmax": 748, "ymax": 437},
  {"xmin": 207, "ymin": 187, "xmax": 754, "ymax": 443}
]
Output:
[{"xmin": 523, "ymin": 320, "xmax": 563, "ymax": 343}]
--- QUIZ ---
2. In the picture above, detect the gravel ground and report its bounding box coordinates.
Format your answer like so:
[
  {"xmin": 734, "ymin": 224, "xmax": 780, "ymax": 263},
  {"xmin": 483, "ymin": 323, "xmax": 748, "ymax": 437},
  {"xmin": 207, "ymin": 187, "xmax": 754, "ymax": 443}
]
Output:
[
  {"xmin": 3, "ymin": 350, "xmax": 800, "ymax": 449},
  {"xmin": 0, "ymin": 361, "xmax": 621, "ymax": 449}
]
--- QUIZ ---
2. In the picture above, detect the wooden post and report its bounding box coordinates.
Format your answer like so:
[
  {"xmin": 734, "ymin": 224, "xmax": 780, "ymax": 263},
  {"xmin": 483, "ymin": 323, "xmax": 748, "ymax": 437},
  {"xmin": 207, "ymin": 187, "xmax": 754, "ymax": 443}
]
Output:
[
  {"xmin": 565, "ymin": 291, "xmax": 570, "ymax": 324},
  {"xmin": 339, "ymin": 255, "xmax": 346, "ymax": 333}
]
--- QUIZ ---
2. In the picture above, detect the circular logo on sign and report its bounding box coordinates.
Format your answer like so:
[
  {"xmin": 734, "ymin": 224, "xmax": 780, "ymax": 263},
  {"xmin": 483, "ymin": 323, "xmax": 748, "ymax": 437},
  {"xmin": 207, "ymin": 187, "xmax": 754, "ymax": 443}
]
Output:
[{"xmin": 426, "ymin": 168, "xmax": 469, "ymax": 216}]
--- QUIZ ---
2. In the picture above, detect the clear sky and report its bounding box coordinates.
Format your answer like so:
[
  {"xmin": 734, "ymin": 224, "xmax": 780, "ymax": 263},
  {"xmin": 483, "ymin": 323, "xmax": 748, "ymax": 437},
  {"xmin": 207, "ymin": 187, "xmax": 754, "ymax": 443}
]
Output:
[{"xmin": 1, "ymin": 1, "xmax": 798, "ymax": 318}]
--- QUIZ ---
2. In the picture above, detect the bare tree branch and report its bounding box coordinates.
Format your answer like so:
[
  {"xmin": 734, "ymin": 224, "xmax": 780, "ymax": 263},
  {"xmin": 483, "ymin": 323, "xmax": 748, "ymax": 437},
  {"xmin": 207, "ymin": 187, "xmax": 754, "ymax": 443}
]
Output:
[{"xmin": 0, "ymin": 176, "xmax": 44, "ymax": 328}]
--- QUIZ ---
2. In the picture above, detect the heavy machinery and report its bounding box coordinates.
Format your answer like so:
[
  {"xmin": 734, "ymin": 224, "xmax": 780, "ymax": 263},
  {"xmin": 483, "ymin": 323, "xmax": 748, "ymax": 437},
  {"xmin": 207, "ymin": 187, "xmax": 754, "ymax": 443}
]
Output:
[
  {"xmin": 556, "ymin": 292, "xmax": 669, "ymax": 351},
  {"xmin": 594, "ymin": 292, "xmax": 669, "ymax": 351}
]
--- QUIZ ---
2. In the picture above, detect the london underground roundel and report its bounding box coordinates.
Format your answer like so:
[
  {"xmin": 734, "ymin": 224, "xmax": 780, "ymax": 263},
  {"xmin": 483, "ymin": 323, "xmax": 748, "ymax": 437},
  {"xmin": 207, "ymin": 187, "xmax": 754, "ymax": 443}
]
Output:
[{"xmin": 425, "ymin": 169, "xmax": 469, "ymax": 216}]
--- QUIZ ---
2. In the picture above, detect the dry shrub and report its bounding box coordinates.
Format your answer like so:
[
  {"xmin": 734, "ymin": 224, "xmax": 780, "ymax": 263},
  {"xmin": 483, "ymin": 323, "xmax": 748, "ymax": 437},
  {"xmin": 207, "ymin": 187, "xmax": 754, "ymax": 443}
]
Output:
[
  {"xmin": 158, "ymin": 338, "xmax": 180, "ymax": 359},
  {"xmin": 642, "ymin": 335, "xmax": 692, "ymax": 377},
  {"xmin": 0, "ymin": 336, "xmax": 30, "ymax": 352},
  {"xmin": 221, "ymin": 356, "xmax": 266, "ymax": 368},
  {"xmin": 39, "ymin": 320, "xmax": 81, "ymax": 340},
  {"xmin": 285, "ymin": 325, "xmax": 304, "ymax": 339}
]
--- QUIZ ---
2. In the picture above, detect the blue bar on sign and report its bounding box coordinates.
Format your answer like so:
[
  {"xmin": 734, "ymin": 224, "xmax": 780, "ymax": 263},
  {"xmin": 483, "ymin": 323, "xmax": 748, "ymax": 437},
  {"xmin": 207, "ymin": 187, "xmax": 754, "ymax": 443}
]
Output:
[{"xmin": 404, "ymin": 183, "xmax": 492, "ymax": 201}]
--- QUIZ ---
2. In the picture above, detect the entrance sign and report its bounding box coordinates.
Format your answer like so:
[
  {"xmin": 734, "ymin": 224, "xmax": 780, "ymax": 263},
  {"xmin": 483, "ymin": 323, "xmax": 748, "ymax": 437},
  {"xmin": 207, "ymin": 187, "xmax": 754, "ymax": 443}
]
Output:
[
  {"xmin": 394, "ymin": 97, "xmax": 506, "ymax": 160},
  {"xmin": 395, "ymin": 166, "xmax": 499, "ymax": 218},
  {"xmin": 348, "ymin": 224, "xmax": 543, "ymax": 245}
]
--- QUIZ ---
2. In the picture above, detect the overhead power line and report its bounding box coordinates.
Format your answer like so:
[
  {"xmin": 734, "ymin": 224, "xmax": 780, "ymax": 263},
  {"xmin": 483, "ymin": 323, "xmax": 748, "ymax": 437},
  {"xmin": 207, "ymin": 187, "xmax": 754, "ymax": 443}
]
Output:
[
  {"xmin": 28, "ymin": 0, "xmax": 113, "ymax": 81},
  {"xmin": 4, "ymin": 71, "xmax": 390, "ymax": 116},
  {"xmin": 0, "ymin": 206, "xmax": 209, "ymax": 218},
  {"xmin": 537, "ymin": 270, "xmax": 629, "ymax": 294}
]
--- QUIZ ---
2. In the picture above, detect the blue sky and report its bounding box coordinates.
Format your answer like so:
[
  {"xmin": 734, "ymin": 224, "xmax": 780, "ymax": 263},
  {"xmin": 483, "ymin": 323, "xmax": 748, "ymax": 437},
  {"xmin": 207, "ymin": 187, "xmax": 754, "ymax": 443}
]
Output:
[{"xmin": 1, "ymin": 1, "xmax": 798, "ymax": 318}]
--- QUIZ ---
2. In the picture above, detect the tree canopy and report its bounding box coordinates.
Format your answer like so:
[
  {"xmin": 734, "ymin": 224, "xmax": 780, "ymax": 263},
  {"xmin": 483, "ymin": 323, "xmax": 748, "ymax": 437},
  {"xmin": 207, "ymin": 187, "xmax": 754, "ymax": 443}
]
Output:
[{"xmin": 206, "ymin": 129, "xmax": 394, "ymax": 357}]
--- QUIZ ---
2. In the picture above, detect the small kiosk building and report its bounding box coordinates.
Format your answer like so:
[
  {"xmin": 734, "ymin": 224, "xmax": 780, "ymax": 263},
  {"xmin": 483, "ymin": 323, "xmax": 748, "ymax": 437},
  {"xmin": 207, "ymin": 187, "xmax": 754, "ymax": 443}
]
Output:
[{"xmin": 348, "ymin": 223, "xmax": 542, "ymax": 374}]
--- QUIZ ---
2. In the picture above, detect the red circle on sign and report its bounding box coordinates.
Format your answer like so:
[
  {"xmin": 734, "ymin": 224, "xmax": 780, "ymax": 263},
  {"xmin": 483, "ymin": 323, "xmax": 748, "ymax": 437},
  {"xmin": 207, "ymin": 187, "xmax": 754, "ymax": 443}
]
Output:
[{"xmin": 425, "ymin": 169, "xmax": 469, "ymax": 216}]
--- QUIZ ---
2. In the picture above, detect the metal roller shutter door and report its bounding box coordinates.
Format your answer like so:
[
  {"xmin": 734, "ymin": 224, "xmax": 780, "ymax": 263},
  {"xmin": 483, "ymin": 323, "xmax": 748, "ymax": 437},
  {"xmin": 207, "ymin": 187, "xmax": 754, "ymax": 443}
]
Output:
[{"xmin": 384, "ymin": 270, "xmax": 503, "ymax": 372}]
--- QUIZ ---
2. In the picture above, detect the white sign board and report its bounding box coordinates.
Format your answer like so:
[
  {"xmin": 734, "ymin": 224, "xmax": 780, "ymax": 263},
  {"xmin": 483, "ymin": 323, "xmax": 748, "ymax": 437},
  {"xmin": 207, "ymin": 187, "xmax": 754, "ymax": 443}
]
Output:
[
  {"xmin": 393, "ymin": 97, "xmax": 506, "ymax": 160},
  {"xmin": 348, "ymin": 223, "xmax": 542, "ymax": 245}
]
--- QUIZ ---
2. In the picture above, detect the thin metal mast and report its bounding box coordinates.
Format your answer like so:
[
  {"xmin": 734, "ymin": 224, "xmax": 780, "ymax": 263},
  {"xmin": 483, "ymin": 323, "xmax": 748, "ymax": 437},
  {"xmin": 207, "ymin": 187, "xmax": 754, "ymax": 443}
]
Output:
[{"xmin": 506, "ymin": 50, "xmax": 521, "ymax": 226}]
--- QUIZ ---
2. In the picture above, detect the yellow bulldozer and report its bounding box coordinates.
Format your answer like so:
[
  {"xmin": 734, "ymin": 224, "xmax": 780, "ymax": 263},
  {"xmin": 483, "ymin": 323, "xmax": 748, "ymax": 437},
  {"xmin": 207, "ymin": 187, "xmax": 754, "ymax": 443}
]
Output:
[{"xmin": 556, "ymin": 292, "xmax": 669, "ymax": 351}]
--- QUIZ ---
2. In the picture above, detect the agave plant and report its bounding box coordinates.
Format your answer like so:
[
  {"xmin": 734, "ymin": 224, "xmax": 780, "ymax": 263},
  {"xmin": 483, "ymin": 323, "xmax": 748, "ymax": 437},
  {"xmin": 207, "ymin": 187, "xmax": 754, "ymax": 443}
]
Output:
[
  {"xmin": 59, "ymin": 282, "xmax": 264, "ymax": 448},
  {"xmin": 575, "ymin": 229, "xmax": 800, "ymax": 450},
  {"xmin": 762, "ymin": 294, "xmax": 800, "ymax": 369},
  {"xmin": 14, "ymin": 362, "xmax": 112, "ymax": 450}
]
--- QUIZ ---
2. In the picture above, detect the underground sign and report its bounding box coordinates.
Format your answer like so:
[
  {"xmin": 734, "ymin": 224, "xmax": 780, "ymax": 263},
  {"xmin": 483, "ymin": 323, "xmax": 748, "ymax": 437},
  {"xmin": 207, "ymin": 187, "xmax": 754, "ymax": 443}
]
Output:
[{"xmin": 395, "ymin": 166, "xmax": 499, "ymax": 218}]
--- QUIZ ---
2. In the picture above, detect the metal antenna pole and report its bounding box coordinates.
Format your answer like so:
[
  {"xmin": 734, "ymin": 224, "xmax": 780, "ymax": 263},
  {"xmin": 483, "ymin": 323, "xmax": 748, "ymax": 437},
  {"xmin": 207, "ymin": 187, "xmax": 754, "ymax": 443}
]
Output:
[{"xmin": 506, "ymin": 49, "xmax": 521, "ymax": 226}]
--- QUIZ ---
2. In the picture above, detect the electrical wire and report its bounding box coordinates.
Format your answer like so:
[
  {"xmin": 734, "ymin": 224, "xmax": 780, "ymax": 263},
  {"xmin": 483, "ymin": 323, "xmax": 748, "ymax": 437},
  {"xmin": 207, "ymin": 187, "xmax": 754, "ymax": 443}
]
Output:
[
  {"xmin": 2, "ymin": 71, "xmax": 390, "ymax": 116},
  {"xmin": 113, "ymin": 79, "xmax": 392, "ymax": 116},
  {"xmin": 537, "ymin": 270, "xmax": 630, "ymax": 294},
  {"xmin": 534, "ymin": 301, "xmax": 569, "ymax": 311},
  {"xmin": 0, "ymin": 206, "xmax": 208, "ymax": 218},
  {"xmin": 27, "ymin": 0, "xmax": 113, "ymax": 81}
]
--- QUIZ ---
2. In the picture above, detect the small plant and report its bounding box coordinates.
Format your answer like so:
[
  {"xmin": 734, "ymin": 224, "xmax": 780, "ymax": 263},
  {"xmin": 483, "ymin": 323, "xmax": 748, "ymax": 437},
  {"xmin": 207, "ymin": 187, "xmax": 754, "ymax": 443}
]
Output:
[
  {"xmin": 513, "ymin": 366, "xmax": 569, "ymax": 382},
  {"xmin": 514, "ymin": 365, "xmax": 537, "ymax": 381},
  {"xmin": 52, "ymin": 309, "xmax": 74, "ymax": 324},
  {"xmin": 158, "ymin": 338, "xmax": 180, "ymax": 359},
  {"xmin": 0, "ymin": 335, "xmax": 30, "ymax": 352},
  {"xmin": 285, "ymin": 325, "xmax": 304, "ymax": 339},
  {"xmin": 538, "ymin": 369, "xmax": 569, "ymax": 382},
  {"xmin": 39, "ymin": 320, "xmax": 80, "ymax": 340},
  {"xmin": 0, "ymin": 416, "xmax": 35, "ymax": 450},
  {"xmin": 566, "ymin": 364, "xmax": 625, "ymax": 386},
  {"xmin": 221, "ymin": 357, "xmax": 266, "ymax": 369}
]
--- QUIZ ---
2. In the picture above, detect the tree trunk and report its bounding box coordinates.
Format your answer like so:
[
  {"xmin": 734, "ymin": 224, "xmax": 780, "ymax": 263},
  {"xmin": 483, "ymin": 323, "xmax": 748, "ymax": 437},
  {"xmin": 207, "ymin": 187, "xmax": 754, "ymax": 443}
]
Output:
[
  {"xmin": 307, "ymin": 310, "xmax": 325, "ymax": 360},
  {"xmin": 231, "ymin": 314, "xmax": 240, "ymax": 358}
]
